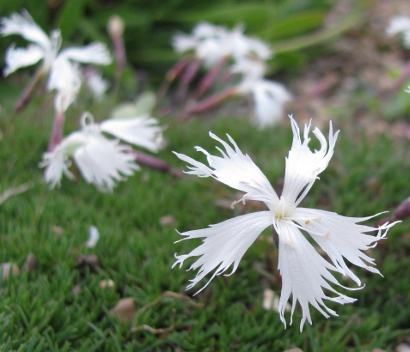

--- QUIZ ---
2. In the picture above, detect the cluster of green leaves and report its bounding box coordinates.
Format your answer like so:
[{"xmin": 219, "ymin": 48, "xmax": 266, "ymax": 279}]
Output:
[{"xmin": 1, "ymin": 93, "xmax": 410, "ymax": 350}]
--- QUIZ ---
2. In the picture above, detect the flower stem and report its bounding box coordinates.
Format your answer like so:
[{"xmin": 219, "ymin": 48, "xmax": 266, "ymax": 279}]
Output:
[
  {"xmin": 132, "ymin": 151, "xmax": 182, "ymax": 178},
  {"xmin": 391, "ymin": 60, "xmax": 410, "ymax": 92},
  {"xmin": 14, "ymin": 68, "xmax": 44, "ymax": 113},
  {"xmin": 48, "ymin": 110, "xmax": 65, "ymax": 152},
  {"xmin": 195, "ymin": 56, "xmax": 227, "ymax": 98},
  {"xmin": 181, "ymin": 57, "xmax": 201, "ymax": 87},
  {"xmin": 158, "ymin": 58, "xmax": 191, "ymax": 99},
  {"xmin": 187, "ymin": 87, "xmax": 237, "ymax": 114},
  {"xmin": 108, "ymin": 15, "xmax": 126, "ymax": 96},
  {"xmin": 376, "ymin": 196, "xmax": 410, "ymax": 226}
]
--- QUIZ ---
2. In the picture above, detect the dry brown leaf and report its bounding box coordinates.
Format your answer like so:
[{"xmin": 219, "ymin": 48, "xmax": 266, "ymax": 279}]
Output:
[
  {"xmin": 1, "ymin": 262, "xmax": 19, "ymax": 280},
  {"xmin": 75, "ymin": 254, "xmax": 99, "ymax": 272},
  {"xmin": 24, "ymin": 253, "xmax": 37, "ymax": 273},
  {"xmin": 110, "ymin": 297, "xmax": 136, "ymax": 323},
  {"xmin": 159, "ymin": 215, "xmax": 176, "ymax": 227},
  {"xmin": 72, "ymin": 285, "xmax": 81, "ymax": 295},
  {"xmin": 52, "ymin": 226, "xmax": 64, "ymax": 237}
]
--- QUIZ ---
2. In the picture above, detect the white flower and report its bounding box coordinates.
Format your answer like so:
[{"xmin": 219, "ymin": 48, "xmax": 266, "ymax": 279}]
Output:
[
  {"xmin": 40, "ymin": 112, "xmax": 164, "ymax": 191},
  {"xmin": 173, "ymin": 116, "xmax": 397, "ymax": 331},
  {"xmin": 100, "ymin": 115, "xmax": 164, "ymax": 153},
  {"xmin": 1, "ymin": 10, "xmax": 112, "ymax": 85},
  {"xmin": 229, "ymin": 25, "xmax": 272, "ymax": 62},
  {"xmin": 172, "ymin": 22, "xmax": 230, "ymax": 68},
  {"xmin": 172, "ymin": 22, "xmax": 272, "ymax": 69},
  {"xmin": 40, "ymin": 113, "xmax": 139, "ymax": 192},
  {"xmin": 386, "ymin": 15, "xmax": 410, "ymax": 48},
  {"xmin": 234, "ymin": 63, "xmax": 292, "ymax": 127},
  {"xmin": 251, "ymin": 80, "xmax": 292, "ymax": 127}
]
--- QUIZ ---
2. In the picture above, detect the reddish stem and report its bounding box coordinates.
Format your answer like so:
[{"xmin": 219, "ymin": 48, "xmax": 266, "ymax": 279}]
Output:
[
  {"xmin": 376, "ymin": 196, "xmax": 410, "ymax": 226},
  {"xmin": 132, "ymin": 151, "xmax": 182, "ymax": 178},
  {"xmin": 175, "ymin": 58, "xmax": 201, "ymax": 102},
  {"xmin": 391, "ymin": 60, "xmax": 410, "ymax": 92},
  {"xmin": 187, "ymin": 87, "xmax": 237, "ymax": 114},
  {"xmin": 158, "ymin": 58, "xmax": 191, "ymax": 98},
  {"xmin": 109, "ymin": 32, "xmax": 126, "ymax": 96},
  {"xmin": 195, "ymin": 56, "xmax": 227, "ymax": 98},
  {"xmin": 166, "ymin": 58, "xmax": 190, "ymax": 82},
  {"xmin": 181, "ymin": 58, "xmax": 201, "ymax": 86},
  {"xmin": 14, "ymin": 68, "xmax": 44, "ymax": 113},
  {"xmin": 48, "ymin": 110, "xmax": 65, "ymax": 152}
]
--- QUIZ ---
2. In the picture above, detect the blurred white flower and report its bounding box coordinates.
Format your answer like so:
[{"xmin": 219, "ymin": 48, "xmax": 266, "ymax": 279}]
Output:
[
  {"xmin": 49, "ymin": 58, "xmax": 82, "ymax": 113},
  {"xmin": 85, "ymin": 226, "xmax": 100, "ymax": 248},
  {"xmin": 1, "ymin": 10, "xmax": 112, "ymax": 86},
  {"xmin": 172, "ymin": 22, "xmax": 272, "ymax": 69},
  {"xmin": 387, "ymin": 15, "xmax": 410, "ymax": 48},
  {"xmin": 100, "ymin": 115, "xmax": 164, "ymax": 153},
  {"xmin": 234, "ymin": 60, "xmax": 292, "ymax": 127},
  {"xmin": 250, "ymin": 80, "xmax": 292, "ymax": 127},
  {"xmin": 173, "ymin": 116, "xmax": 397, "ymax": 331},
  {"xmin": 83, "ymin": 68, "xmax": 110, "ymax": 101},
  {"xmin": 40, "ymin": 113, "xmax": 164, "ymax": 191}
]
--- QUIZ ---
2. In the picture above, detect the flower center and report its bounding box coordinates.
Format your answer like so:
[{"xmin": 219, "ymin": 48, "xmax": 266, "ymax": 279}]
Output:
[{"xmin": 273, "ymin": 197, "xmax": 291, "ymax": 219}]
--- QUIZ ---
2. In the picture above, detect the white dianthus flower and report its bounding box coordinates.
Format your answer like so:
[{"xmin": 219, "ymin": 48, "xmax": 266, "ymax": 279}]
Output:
[{"xmin": 173, "ymin": 115, "xmax": 397, "ymax": 331}]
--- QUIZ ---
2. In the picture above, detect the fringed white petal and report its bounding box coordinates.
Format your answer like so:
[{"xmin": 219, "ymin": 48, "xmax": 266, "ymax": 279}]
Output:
[
  {"xmin": 173, "ymin": 211, "xmax": 272, "ymax": 293},
  {"xmin": 281, "ymin": 116, "xmax": 339, "ymax": 211},
  {"xmin": 174, "ymin": 132, "xmax": 279, "ymax": 207},
  {"xmin": 59, "ymin": 42, "xmax": 112, "ymax": 66},
  {"xmin": 100, "ymin": 115, "xmax": 164, "ymax": 153},
  {"xmin": 39, "ymin": 132, "xmax": 87, "ymax": 188},
  {"xmin": 173, "ymin": 151, "xmax": 214, "ymax": 178},
  {"xmin": 3, "ymin": 44, "xmax": 44, "ymax": 75},
  {"xmin": 0, "ymin": 10, "xmax": 51, "ymax": 52},
  {"xmin": 252, "ymin": 80, "xmax": 292, "ymax": 127},
  {"xmin": 276, "ymin": 220, "xmax": 357, "ymax": 332},
  {"xmin": 293, "ymin": 208, "xmax": 397, "ymax": 285},
  {"xmin": 73, "ymin": 133, "xmax": 139, "ymax": 192},
  {"xmin": 41, "ymin": 150, "xmax": 73, "ymax": 188}
]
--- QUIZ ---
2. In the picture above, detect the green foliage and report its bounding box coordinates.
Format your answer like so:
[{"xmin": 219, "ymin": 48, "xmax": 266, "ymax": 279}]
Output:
[{"xmin": 1, "ymin": 96, "xmax": 410, "ymax": 350}]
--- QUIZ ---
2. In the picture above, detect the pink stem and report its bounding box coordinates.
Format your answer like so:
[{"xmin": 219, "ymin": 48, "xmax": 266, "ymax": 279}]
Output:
[
  {"xmin": 14, "ymin": 68, "xmax": 44, "ymax": 113},
  {"xmin": 167, "ymin": 58, "xmax": 190, "ymax": 82},
  {"xmin": 195, "ymin": 56, "xmax": 227, "ymax": 98},
  {"xmin": 132, "ymin": 151, "xmax": 182, "ymax": 178},
  {"xmin": 376, "ymin": 196, "xmax": 410, "ymax": 226},
  {"xmin": 391, "ymin": 60, "xmax": 410, "ymax": 92},
  {"xmin": 181, "ymin": 57, "xmax": 201, "ymax": 86},
  {"xmin": 175, "ymin": 58, "xmax": 201, "ymax": 102},
  {"xmin": 110, "ymin": 33, "xmax": 126, "ymax": 96},
  {"xmin": 48, "ymin": 110, "xmax": 65, "ymax": 152},
  {"xmin": 158, "ymin": 58, "xmax": 191, "ymax": 98},
  {"xmin": 187, "ymin": 87, "xmax": 237, "ymax": 114}
]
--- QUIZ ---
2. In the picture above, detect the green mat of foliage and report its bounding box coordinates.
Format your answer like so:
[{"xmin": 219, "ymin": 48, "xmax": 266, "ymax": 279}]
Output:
[{"xmin": 0, "ymin": 95, "xmax": 409, "ymax": 351}]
